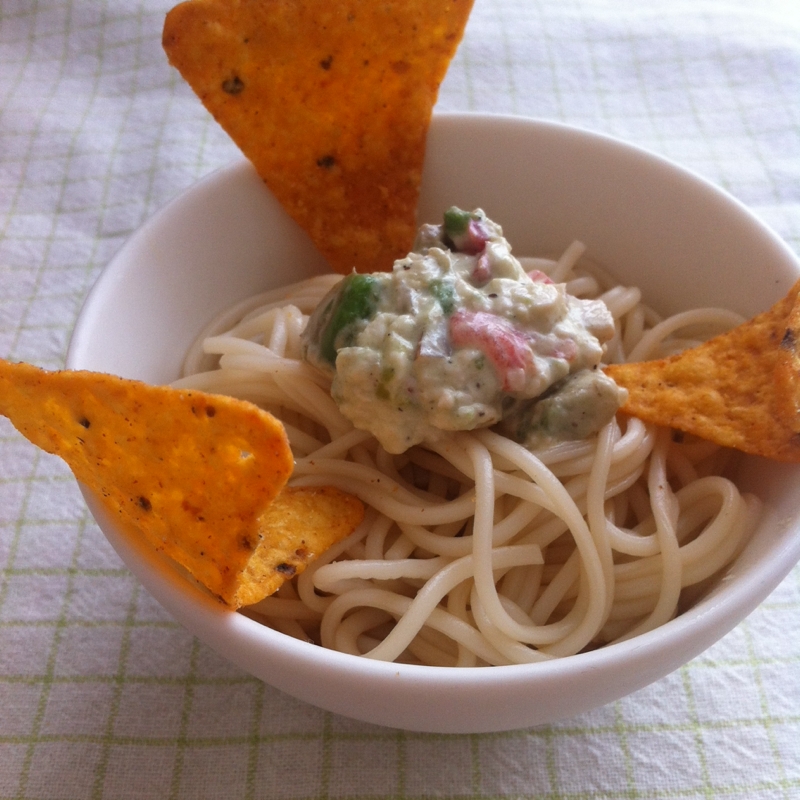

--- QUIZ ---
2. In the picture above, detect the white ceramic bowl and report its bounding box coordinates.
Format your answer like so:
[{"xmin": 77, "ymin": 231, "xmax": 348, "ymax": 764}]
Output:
[{"xmin": 67, "ymin": 113, "xmax": 800, "ymax": 733}]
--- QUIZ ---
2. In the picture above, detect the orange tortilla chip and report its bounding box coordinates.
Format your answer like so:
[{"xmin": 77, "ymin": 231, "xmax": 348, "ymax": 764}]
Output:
[
  {"xmin": 605, "ymin": 280, "xmax": 800, "ymax": 462},
  {"xmin": 0, "ymin": 360, "xmax": 363, "ymax": 607},
  {"xmin": 235, "ymin": 486, "xmax": 364, "ymax": 607},
  {"xmin": 162, "ymin": 0, "xmax": 474, "ymax": 274},
  {"xmin": 775, "ymin": 287, "xmax": 800, "ymax": 422}
]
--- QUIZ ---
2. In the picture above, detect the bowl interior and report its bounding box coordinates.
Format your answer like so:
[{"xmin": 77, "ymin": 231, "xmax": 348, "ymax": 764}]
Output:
[{"xmin": 67, "ymin": 114, "xmax": 800, "ymax": 733}]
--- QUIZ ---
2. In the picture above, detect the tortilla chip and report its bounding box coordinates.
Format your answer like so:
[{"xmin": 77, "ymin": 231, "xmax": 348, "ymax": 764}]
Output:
[
  {"xmin": 235, "ymin": 485, "xmax": 364, "ymax": 607},
  {"xmin": 162, "ymin": 0, "xmax": 474, "ymax": 274},
  {"xmin": 0, "ymin": 360, "xmax": 362, "ymax": 607},
  {"xmin": 775, "ymin": 288, "xmax": 800, "ymax": 422},
  {"xmin": 605, "ymin": 279, "xmax": 800, "ymax": 462}
]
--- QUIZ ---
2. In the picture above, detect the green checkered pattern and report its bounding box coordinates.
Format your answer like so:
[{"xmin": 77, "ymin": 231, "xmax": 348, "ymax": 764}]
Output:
[{"xmin": 1, "ymin": 1, "xmax": 799, "ymax": 797}]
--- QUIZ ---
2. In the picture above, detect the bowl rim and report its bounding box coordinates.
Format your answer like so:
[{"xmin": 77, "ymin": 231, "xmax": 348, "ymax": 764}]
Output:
[{"xmin": 66, "ymin": 111, "xmax": 800, "ymax": 724}]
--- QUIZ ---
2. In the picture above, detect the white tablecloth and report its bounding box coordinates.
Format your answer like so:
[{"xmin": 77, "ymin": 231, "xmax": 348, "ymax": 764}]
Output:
[{"xmin": 1, "ymin": 1, "xmax": 799, "ymax": 797}]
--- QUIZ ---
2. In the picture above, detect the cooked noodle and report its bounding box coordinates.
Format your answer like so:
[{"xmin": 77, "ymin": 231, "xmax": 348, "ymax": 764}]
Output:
[{"xmin": 173, "ymin": 246, "xmax": 761, "ymax": 666}]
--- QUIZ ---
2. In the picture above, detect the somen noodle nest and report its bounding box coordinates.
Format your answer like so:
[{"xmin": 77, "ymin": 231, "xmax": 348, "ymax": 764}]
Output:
[{"xmin": 172, "ymin": 243, "xmax": 762, "ymax": 667}]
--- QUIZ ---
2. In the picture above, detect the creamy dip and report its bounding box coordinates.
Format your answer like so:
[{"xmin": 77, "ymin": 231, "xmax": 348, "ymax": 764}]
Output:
[{"xmin": 303, "ymin": 208, "xmax": 624, "ymax": 454}]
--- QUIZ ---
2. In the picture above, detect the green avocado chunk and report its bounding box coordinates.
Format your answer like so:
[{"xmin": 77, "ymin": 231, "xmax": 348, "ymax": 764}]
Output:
[{"xmin": 318, "ymin": 274, "xmax": 382, "ymax": 365}]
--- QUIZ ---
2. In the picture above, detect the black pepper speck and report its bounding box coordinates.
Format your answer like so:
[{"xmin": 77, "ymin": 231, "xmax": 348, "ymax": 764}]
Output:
[{"xmin": 222, "ymin": 76, "xmax": 245, "ymax": 95}]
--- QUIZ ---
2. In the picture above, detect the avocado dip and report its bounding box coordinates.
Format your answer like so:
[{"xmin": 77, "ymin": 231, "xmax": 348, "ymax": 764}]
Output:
[{"xmin": 302, "ymin": 208, "xmax": 625, "ymax": 454}]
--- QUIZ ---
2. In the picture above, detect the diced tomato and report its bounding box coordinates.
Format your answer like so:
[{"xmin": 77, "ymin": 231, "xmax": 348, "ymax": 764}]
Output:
[
  {"xmin": 459, "ymin": 220, "xmax": 490, "ymax": 254},
  {"xmin": 528, "ymin": 330, "xmax": 578, "ymax": 362},
  {"xmin": 527, "ymin": 269, "xmax": 553, "ymax": 284},
  {"xmin": 449, "ymin": 310, "xmax": 534, "ymax": 391},
  {"xmin": 471, "ymin": 253, "xmax": 493, "ymax": 286}
]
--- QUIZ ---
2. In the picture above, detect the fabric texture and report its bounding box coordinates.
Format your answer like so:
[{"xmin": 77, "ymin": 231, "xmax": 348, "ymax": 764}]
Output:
[{"xmin": 1, "ymin": 0, "xmax": 799, "ymax": 797}]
